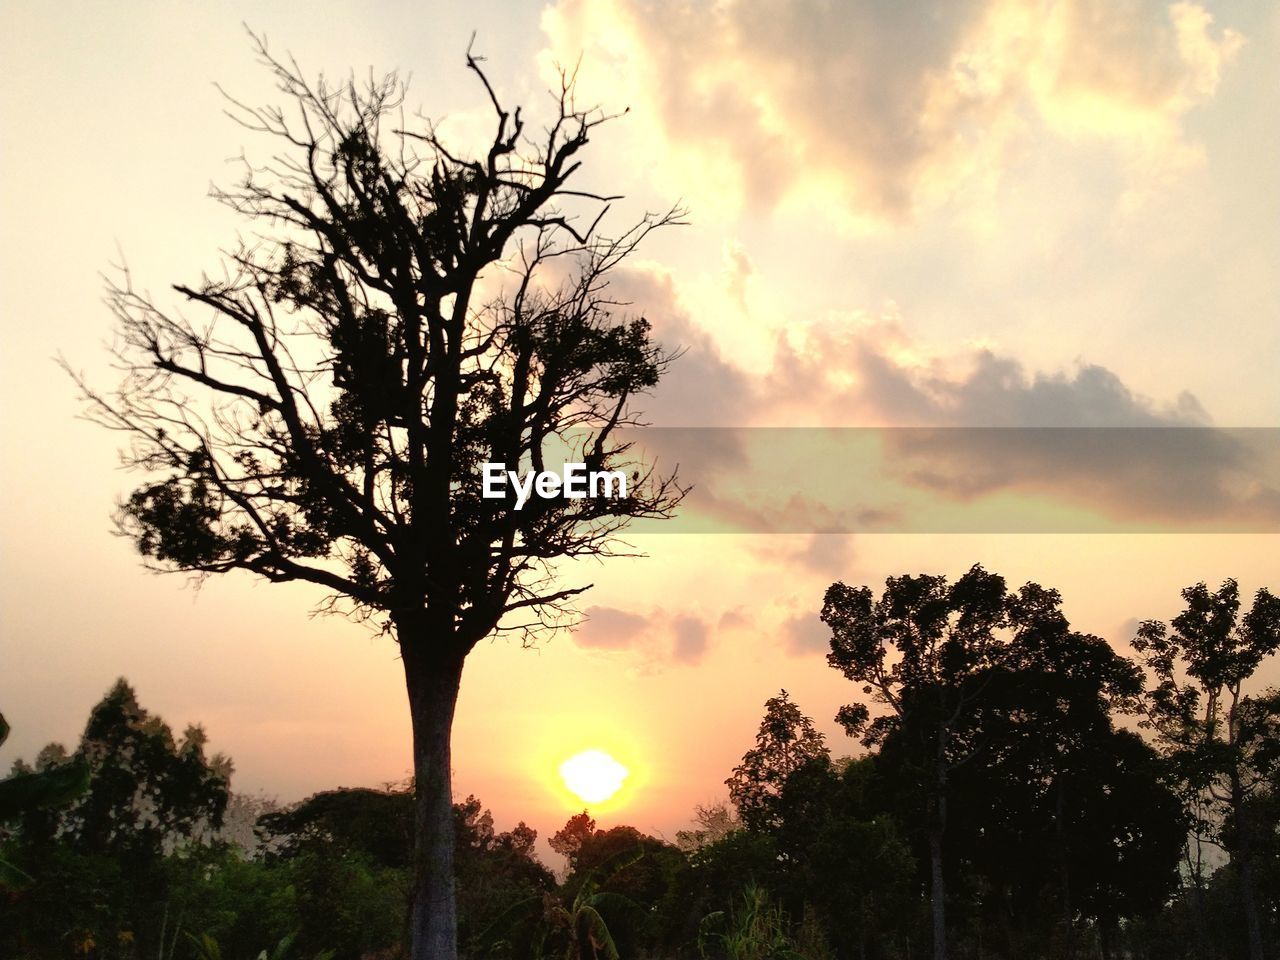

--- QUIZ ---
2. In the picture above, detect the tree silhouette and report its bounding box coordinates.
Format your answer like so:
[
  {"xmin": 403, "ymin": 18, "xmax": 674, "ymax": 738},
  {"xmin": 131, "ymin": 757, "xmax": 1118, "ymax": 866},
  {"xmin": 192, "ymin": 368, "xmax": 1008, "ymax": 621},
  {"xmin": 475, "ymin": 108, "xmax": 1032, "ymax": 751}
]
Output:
[
  {"xmin": 822, "ymin": 564, "xmax": 1008, "ymax": 960},
  {"xmin": 1133, "ymin": 579, "xmax": 1280, "ymax": 960},
  {"xmin": 4, "ymin": 680, "xmax": 231, "ymax": 955},
  {"xmin": 68, "ymin": 37, "xmax": 684, "ymax": 960},
  {"xmin": 0, "ymin": 712, "xmax": 90, "ymax": 888},
  {"xmin": 726, "ymin": 690, "xmax": 829, "ymax": 833},
  {"xmin": 946, "ymin": 584, "xmax": 1182, "ymax": 952},
  {"xmin": 550, "ymin": 811, "xmax": 598, "ymax": 872}
]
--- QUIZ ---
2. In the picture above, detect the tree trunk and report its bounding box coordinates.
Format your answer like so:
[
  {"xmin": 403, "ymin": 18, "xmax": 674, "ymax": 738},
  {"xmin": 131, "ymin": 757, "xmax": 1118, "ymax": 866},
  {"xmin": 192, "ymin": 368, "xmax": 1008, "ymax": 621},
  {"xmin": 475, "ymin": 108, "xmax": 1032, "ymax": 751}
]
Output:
[
  {"xmin": 402, "ymin": 639, "xmax": 466, "ymax": 960},
  {"xmin": 931, "ymin": 783, "xmax": 952, "ymax": 960},
  {"xmin": 929, "ymin": 753, "xmax": 949, "ymax": 960},
  {"xmin": 928, "ymin": 825, "xmax": 947, "ymax": 960},
  {"xmin": 1182, "ymin": 837, "xmax": 1213, "ymax": 960},
  {"xmin": 1230, "ymin": 768, "xmax": 1266, "ymax": 960}
]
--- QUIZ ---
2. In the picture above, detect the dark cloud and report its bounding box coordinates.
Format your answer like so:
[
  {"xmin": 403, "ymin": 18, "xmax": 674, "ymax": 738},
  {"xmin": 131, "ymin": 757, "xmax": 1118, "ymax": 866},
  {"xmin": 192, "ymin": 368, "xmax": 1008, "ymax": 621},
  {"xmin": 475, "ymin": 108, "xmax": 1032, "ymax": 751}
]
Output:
[
  {"xmin": 881, "ymin": 426, "xmax": 1280, "ymax": 527},
  {"xmin": 768, "ymin": 321, "xmax": 1211, "ymax": 428}
]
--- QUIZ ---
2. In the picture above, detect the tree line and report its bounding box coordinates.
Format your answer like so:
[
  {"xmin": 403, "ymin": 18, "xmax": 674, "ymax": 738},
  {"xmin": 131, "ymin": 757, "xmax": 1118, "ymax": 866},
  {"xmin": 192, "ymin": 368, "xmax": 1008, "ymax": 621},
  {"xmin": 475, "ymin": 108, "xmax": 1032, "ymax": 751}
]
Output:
[{"xmin": 3, "ymin": 568, "xmax": 1277, "ymax": 960}]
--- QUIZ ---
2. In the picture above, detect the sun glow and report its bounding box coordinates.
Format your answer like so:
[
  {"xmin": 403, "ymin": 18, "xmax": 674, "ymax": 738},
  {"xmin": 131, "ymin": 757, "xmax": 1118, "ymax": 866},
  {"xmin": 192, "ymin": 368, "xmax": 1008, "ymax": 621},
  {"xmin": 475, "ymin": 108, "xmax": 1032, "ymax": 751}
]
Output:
[{"xmin": 559, "ymin": 749, "xmax": 630, "ymax": 805}]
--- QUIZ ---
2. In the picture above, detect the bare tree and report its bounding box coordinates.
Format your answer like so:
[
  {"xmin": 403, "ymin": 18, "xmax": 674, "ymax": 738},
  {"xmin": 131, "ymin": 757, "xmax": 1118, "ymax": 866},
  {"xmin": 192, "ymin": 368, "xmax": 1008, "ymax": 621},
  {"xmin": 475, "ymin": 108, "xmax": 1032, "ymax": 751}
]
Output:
[{"xmin": 67, "ymin": 36, "xmax": 685, "ymax": 960}]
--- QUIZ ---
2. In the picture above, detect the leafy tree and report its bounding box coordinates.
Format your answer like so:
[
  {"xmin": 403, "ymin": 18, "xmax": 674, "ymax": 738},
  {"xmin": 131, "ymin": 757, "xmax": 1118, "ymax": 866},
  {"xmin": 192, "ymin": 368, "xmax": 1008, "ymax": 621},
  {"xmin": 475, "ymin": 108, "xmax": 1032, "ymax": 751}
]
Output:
[
  {"xmin": 68, "ymin": 37, "xmax": 685, "ymax": 960},
  {"xmin": 549, "ymin": 813, "xmax": 687, "ymax": 956},
  {"xmin": 253, "ymin": 787, "xmax": 553, "ymax": 959},
  {"xmin": 254, "ymin": 785, "xmax": 414, "ymax": 956},
  {"xmin": 724, "ymin": 695, "xmax": 915, "ymax": 958},
  {"xmin": 822, "ymin": 565, "xmax": 1008, "ymax": 960},
  {"xmin": 947, "ymin": 583, "xmax": 1183, "ymax": 952},
  {"xmin": 821, "ymin": 568, "xmax": 1186, "ymax": 958},
  {"xmin": 0, "ymin": 711, "xmax": 90, "ymax": 888},
  {"xmin": 1, "ymin": 680, "xmax": 230, "ymax": 958},
  {"xmin": 452, "ymin": 795, "xmax": 555, "ymax": 958},
  {"xmin": 674, "ymin": 829, "xmax": 782, "ymax": 953},
  {"xmin": 726, "ymin": 690, "xmax": 829, "ymax": 833},
  {"xmin": 61, "ymin": 679, "xmax": 231, "ymax": 857},
  {"xmin": 257, "ymin": 785, "xmax": 414, "ymax": 868},
  {"xmin": 1133, "ymin": 579, "xmax": 1280, "ymax": 960},
  {"xmin": 550, "ymin": 811, "xmax": 598, "ymax": 872},
  {"xmin": 476, "ymin": 847, "xmax": 648, "ymax": 960},
  {"xmin": 772, "ymin": 757, "xmax": 915, "ymax": 960}
]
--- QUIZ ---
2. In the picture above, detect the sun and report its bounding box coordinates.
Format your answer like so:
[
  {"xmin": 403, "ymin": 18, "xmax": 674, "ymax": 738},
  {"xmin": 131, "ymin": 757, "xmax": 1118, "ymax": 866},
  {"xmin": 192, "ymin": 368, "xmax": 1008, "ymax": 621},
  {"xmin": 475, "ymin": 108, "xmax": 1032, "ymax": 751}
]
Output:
[{"xmin": 559, "ymin": 749, "xmax": 629, "ymax": 805}]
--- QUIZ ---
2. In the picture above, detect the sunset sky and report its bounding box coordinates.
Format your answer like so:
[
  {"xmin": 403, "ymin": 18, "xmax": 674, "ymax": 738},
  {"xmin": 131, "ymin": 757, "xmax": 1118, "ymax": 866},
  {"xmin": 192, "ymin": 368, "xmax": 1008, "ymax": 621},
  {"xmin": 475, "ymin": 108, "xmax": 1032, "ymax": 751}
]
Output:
[{"xmin": 2, "ymin": 1, "xmax": 1277, "ymax": 857}]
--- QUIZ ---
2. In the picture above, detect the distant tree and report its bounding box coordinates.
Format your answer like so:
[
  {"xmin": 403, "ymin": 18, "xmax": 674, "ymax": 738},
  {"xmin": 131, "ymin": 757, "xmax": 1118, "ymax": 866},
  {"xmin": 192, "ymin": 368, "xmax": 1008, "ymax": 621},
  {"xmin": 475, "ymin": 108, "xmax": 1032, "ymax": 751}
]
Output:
[
  {"xmin": 0, "ymin": 711, "xmax": 90, "ymax": 888},
  {"xmin": 538, "ymin": 848, "xmax": 646, "ymax": 960},
  {"xmin": 257, "ymin": 785, "xmax": 414, "ymax": 868},
  {"xmin": 726, "ymin": 690, "xmax": 829, "ymax": 832},
  {"xmin": 452, "ymin": 795, "xmax": 555, "ymax": 958},
  {"xmin": 1, "ymin": 679, "xmax": 230, "ymax": 957},
  {"xmin": 546, "ymin": 813, "xmax": 686, "ymax": 956},
  {"xmin": 675, "ymin": 802, "xmax": 739, "ymax": 853},
  {"xmin": 255, "ymin": 787, "xmax": 552, "ymax": 959},
  {"xmin": 68, "ymin": 37, "xmax": 685, "ymax": 960},
  {"xmin": 1133, "ymin": 579, "xmax": 1280, "ymax": 960},
  {"xmin": 551, "ymin": 811, "xmax": 598, "ymax": 872},
  {"xmin": 822, "ymin": 565, "xmax": 1008, "ymax": 960},
  {"xmin": 675, "ymin": 829, "xmax": 781, "ymax": 949},
  {"xmin": 40, "ymin": 679, "xmax": 229, "ymax": 857}
]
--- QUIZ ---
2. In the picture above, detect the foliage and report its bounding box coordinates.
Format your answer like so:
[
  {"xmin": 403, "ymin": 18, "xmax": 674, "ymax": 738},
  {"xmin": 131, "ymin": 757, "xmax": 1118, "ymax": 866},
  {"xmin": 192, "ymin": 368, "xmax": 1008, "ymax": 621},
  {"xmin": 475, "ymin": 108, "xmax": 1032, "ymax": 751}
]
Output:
[
  {"xmin": 550, "ymin": 810, "xmax": 597, "ymax": 872},
  {"xmin": 1, "ymin": 680, "xmax": 232, "ymax": 959},
  {"xmin": 698, "ymin": 884, "xmax": 810, "ymax": 960},
  {"xmin": 5, "ymin": 570, "xmax": 1280, "ymax": 959},
  {"xmin": 1133, "ymin": 579, "xmax": 1280, "ymax": 960},
  {"xmin": 727, "ymin": 690, "xmax": 829, "ymax": 833},
  {"xmin": 0, "ymin": 710, "xmax": 90, "ymax": 888}
]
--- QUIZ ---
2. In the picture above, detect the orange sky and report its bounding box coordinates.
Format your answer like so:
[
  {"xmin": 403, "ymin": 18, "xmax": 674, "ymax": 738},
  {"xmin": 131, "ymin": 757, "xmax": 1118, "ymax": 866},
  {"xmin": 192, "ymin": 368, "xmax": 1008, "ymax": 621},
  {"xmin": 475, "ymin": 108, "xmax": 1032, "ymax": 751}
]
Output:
[{"xmin": 2, "ymin": 1, "xmax": 1278, "ymax": 855}]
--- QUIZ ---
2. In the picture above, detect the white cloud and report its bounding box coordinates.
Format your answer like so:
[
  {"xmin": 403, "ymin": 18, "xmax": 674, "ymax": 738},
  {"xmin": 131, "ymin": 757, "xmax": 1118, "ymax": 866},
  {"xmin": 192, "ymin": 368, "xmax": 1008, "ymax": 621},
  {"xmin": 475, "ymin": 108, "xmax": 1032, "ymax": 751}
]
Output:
[{"xmin": 541, "ymin": 0, "xmax": 1243, "ymax": 223}]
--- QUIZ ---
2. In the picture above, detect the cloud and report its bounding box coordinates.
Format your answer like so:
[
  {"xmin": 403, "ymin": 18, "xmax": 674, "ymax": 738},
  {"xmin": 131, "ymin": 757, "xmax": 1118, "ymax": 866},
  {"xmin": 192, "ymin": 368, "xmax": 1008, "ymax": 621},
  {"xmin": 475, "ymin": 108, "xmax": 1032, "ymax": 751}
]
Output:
[
  {"xmin": 598, "ymin": 261, "xmax": 1279, "ymax": 532},
  {"xmin": 774, "ymin": 317, "xmax": 1211, "ymax": 428},
  {"xmin": 572, "ymin": 604, "xmax": 718, "ymax": 665},
  {"xmin": 600, "ymin": 261, "xmax": 1212, "ymax": 431},
  {"xmin": 672, "ymin": 615, "xmax": 709, "ymax": 664},
  {"xmin": 781, "ymin": 612, "xmax": 830, "ymax": 657},
  {"xmin": 882, "ymin": 425, "xmax": 1280, "ymax": 527},
  {"xmin": 574, "ymin": 605, "xmax": 649, "ymax": 650},
  {"xmin": 541, "ymin": 0, "xmax": 1243, "ymax": 222},
  {"xmin": 604, "ymin": 264, "xmax": 756, "ymax": 427}
]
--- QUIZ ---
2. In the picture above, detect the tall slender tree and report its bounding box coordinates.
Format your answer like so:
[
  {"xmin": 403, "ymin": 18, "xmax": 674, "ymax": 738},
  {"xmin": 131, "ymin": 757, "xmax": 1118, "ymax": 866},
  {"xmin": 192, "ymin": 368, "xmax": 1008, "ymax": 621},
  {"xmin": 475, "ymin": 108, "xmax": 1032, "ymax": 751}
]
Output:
[
  {"xmin": 68, "ymin": 38, "xmax": 684, "ymax": 960},
  {"xmin": 1133, "ymin": 579, "xmax": 1280, "ymax": 960},
  {"xmin": 821, "ymin": 565, "xmax": 1009, "ymax": 960}
]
